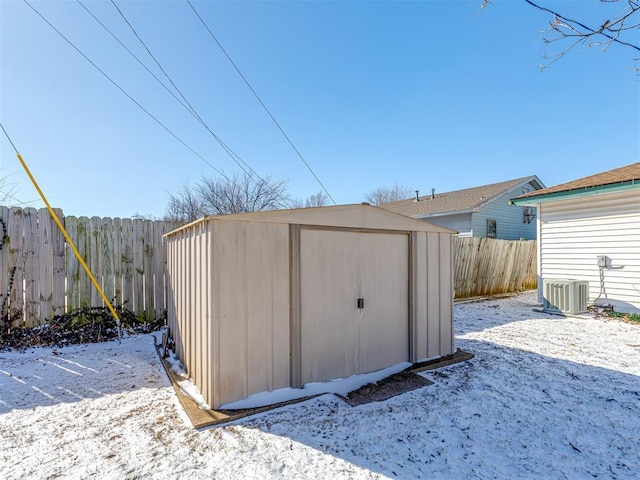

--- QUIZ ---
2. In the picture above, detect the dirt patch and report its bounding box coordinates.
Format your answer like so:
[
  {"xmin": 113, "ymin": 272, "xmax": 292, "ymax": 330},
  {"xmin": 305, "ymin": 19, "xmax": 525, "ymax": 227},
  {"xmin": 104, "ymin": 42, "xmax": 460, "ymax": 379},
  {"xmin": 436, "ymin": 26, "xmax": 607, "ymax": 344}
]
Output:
[
  {"xmin": 160, "ymin": 349, "xmax": 474, "ymax": 428},
  {"xmin": 338, "ymin": 371, "xmax": 433, "ymax": 407}
]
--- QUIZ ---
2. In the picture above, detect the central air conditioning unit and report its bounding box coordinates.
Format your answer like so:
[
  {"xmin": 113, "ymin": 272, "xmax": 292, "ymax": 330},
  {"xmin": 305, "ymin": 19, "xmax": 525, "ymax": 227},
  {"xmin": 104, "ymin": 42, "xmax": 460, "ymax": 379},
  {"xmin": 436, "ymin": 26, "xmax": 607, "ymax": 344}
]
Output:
[{"xmin": 543, "ymin": 279, "xmax": 589, "ymax": 314}]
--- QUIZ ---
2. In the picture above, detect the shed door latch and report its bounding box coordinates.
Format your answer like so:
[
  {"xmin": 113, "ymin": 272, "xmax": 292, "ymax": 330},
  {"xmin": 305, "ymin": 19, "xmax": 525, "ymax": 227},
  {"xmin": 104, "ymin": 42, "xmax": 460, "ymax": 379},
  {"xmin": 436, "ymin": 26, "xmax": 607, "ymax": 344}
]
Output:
[{"xmin": 357, "ymin": 298, "xmax": 364, "ymax": 309}]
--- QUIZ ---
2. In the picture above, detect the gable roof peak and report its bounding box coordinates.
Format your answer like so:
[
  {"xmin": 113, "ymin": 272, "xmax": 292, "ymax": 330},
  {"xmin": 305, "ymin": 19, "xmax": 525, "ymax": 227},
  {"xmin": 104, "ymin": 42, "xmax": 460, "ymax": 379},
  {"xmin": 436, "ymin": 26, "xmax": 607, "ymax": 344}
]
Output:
[{"xmin": 380, "ymin": 175, "xmax": 543, "ymax": 217}]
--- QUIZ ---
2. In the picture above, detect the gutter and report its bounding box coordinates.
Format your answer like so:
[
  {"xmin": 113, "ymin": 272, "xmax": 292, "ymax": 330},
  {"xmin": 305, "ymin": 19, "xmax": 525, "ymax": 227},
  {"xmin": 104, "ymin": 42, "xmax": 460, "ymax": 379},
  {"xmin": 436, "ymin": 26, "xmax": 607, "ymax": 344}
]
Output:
[{"xmin": 509, "ymin": 180, "xmax": 640, "ymax": 206}]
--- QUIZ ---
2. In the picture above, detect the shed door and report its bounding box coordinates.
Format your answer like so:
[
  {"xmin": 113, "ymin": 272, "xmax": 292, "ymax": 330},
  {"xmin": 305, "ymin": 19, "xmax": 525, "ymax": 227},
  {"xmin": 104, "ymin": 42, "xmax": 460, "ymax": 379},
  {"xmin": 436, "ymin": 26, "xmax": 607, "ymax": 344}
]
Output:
[{"xmin": 299, "ymin": 229, "xmax": 409, "ymax": 385}]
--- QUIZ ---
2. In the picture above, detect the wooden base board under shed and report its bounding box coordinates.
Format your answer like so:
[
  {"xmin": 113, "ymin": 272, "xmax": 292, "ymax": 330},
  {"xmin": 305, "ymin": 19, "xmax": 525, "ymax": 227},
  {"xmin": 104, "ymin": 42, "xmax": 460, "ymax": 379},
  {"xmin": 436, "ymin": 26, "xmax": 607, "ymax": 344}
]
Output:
[{"xmin": 156, "ymin": 345, "xmax": 474, "ymax": 429}]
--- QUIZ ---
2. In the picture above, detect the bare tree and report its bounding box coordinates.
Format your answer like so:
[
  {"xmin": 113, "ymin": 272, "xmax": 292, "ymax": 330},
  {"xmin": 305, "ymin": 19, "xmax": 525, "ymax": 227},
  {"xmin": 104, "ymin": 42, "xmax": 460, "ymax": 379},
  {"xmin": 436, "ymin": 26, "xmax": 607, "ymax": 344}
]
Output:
[
  {"xmin": 291, "ymin": 191, "xmax": 330, "ymax": 208},
  {"xmin": 164, "ymin": 173, "xmax": 290, "ymax": 222},
  {"xmin": 365, "ymin": 184, "xmax": 413, "ymax": 205},
  {"xmin": 131, "ymin": 212, "xmax": 160, "ymax": 221},
  {"xmin": 164, "ymin": 182, "xmax": 205, "ymax": 222},
  {"xmin": 481, "ymin": 0, "xmax": 640, "ymax": 70},
  {"xmin": 0, "ymin": 171, "xmax": 30, "ymax": 207},
  {"xmin": 0, "ymin": 176, "xmax": 15, "ymax": 206}
]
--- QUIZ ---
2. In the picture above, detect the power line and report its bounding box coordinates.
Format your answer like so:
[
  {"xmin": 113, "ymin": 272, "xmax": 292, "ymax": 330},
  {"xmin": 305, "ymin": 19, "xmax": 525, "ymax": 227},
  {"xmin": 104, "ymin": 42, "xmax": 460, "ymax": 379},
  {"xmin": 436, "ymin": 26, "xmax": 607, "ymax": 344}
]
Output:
[
  {"xmin": 19, "ymin": 1, "xmax": 301, "ymax": 211},
  {"xmin": 22, "ymin": 0, "xmax": 229, "ymax": 181},
  {"xmin": 0, "ymin": 123, "xmax": 19, "ymax": 153},
  {"xmin": 108, "ymin": 0, "xmax": 264, "ymax": 183},
  {"xmin": 186, "ymin": 0, "xmax": 337, "ymax": 205},
  {"xmin": 75, "ymin": 0, "xmax": 194, "ymax": 115},
  {"xmin": 76, "ymin": 0, "xmax": 264, "ymax": 181},
  {"xmin": 0, "ymin": 124, "xmax": 30, "ymax": 206},
  {"xmin": 109, "ymin": 0, "xmax": 201, "ymax": 122}
]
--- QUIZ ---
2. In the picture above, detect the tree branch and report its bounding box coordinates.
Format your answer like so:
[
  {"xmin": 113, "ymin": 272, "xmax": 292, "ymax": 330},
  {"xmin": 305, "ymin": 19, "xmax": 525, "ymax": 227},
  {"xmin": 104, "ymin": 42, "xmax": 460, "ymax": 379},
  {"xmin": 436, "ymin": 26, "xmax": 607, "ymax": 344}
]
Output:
[{"xmin": 525, "ymin": 0, "xmax": 640, "ymax": 53}]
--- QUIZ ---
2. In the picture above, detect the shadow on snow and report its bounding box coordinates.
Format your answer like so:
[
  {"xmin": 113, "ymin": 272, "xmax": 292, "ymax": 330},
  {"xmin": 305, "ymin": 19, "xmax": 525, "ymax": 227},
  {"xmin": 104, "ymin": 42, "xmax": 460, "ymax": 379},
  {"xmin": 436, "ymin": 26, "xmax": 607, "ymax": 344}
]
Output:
[{"xmin": 229, "ymin": 335, "xmax": 640, "ymax": 479}]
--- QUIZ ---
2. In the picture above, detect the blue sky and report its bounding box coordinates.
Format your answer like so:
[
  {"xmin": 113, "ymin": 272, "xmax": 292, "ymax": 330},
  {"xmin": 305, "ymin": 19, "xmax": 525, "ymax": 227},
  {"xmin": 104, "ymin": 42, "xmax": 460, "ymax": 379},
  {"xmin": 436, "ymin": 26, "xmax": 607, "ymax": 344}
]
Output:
[{"xmin": 1, "ymin": 0, "xmax": 638, "ymax": 218}]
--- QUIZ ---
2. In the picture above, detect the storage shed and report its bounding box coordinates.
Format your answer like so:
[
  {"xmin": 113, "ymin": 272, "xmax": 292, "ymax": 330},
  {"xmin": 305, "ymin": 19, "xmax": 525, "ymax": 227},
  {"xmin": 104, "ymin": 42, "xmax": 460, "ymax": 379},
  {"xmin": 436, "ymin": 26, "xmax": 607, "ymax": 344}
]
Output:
[{"xmin": 165, "ymin": 204, "xmax": 456, "ymax": 409}]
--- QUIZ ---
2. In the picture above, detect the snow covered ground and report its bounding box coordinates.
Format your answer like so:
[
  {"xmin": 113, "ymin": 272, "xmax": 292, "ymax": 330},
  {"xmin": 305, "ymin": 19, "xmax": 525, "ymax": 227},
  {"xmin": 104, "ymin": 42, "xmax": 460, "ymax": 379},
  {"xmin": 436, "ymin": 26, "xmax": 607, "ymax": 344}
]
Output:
[{"xmin": 1, "ymin": 291, "xmax": 639, "ymax": 479}]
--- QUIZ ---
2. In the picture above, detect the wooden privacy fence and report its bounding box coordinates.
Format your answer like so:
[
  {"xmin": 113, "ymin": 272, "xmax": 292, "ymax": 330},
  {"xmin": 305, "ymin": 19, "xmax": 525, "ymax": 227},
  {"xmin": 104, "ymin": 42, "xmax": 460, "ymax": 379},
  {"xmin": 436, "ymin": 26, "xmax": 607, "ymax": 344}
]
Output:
[
  {"xmin": 0, "ymin": 206, "xmax": 182, "ymax": 328},
  {"xmin": 454, "ymin": 237, "xmax": 537, "ymax": 298},
  {"xmin": 1, "ymin": 205, "xmax": 536, "ymax": 328}
]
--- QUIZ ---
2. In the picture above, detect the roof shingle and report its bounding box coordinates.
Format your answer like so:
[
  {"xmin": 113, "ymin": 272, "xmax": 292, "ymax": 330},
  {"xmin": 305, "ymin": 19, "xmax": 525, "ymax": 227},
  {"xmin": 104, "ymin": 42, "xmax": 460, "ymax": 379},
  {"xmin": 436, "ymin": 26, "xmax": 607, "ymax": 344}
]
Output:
[
  {"xmin": 515, "ymin": 163, "xmax": 640, "ymax": 200},
  {"xmin": 380, "ymin": 176, "xmax": 541, "ymax": 217}
]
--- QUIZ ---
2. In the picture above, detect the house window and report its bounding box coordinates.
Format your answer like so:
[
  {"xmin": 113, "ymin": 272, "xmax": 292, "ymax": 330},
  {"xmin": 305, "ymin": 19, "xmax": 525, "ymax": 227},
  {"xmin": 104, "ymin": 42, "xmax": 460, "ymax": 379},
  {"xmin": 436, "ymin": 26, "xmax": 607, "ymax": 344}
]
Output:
[
  {"xmin": 523, "ymin": 206, "xmax": 536, "ymax": 224},
  {"xmin": 486, "ymin": 219, "xmax": 497, "ymax": 238}
]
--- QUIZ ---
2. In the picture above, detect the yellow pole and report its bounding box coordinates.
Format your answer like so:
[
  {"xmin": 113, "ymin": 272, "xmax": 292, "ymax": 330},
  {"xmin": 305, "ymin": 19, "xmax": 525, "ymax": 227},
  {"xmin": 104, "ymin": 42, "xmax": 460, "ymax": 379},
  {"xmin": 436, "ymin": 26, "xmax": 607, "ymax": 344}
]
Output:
[{"xmin": 15, "ymin": 153, "xmax": 122, "ymax": 342}]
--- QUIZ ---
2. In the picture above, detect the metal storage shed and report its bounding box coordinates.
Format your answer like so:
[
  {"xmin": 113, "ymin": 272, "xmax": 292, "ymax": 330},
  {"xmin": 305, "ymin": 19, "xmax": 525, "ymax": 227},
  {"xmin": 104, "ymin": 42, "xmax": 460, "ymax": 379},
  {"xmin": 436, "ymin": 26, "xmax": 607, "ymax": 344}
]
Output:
[{"xmin": 165, "ymin": 204, "xmax": 456, "ymax": 409}]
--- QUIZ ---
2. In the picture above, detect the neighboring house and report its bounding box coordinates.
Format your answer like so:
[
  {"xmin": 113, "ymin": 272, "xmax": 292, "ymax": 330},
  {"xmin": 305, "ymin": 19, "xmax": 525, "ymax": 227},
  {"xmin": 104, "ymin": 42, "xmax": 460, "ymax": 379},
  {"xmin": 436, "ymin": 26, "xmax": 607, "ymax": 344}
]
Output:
[
  {"xmin": 380, "ymin": 176, "xmax": 545, "ymax": 240},
  {"xmin": 511, "ymin": 162, "xmax": 640, "ymax": 314}
]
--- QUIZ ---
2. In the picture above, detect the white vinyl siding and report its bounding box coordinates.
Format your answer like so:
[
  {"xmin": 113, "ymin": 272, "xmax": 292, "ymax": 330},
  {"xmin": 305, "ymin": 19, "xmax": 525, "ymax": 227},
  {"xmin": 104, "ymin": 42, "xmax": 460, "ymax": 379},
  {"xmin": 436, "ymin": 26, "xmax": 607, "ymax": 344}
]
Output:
[{"xmin": 539, "ymin": 189, "xmax": 640, "ymax": 313}]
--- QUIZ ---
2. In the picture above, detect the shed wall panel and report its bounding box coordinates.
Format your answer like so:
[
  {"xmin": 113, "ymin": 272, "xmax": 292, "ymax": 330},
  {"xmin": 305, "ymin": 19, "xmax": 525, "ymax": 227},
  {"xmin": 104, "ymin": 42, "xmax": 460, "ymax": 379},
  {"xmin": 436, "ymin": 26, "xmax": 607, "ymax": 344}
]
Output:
[
  {"xmin": 246, "ymin": 222, "xmax": 272, "ymax": 396},
  {"xmin": 193, "ymin": 224, "xmax": 205, "ymax": 400},
  {"xmin": 202, "ymin": 222, "xmax": 215, "ymax": 408},
  {"xmin": 211, "ymin": 223, "xmax": 221, "ymax": 408},
  {"xmin": 187, "ymin": 228, "xmax": 196, "ymax": 382},
  {"xmin": 186, "ymin": 228, "xmax": 196, "ymax": 390},
  {"xmin": 210, "ymin": 220, "xmax": 291, "ymax": 406},
  {"xmin": 270, "ymin": 223, "xmax": 291, "ymax": 391},
  {"xmin": 426, "ymin": 232, "xmax": 442, "ymax": 358},
  {"xmin": 413, "ymin": 232, "xmax": 428, "ymax": 360},
  {"xmin": 243, "ymin": 222, "xmax": 292, "ymax": 396},
  {"xmin": 439, "ymin": 234, "xmax": 454, "ymax": 353},
  {"xmin": 216, "ymin": 221, "xmax": 247, "ymax": 405}
]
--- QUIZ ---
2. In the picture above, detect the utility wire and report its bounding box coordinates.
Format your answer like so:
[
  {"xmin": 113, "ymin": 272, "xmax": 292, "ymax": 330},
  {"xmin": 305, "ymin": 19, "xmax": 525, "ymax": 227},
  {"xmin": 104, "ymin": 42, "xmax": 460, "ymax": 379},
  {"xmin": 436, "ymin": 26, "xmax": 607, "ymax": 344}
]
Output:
[
  {"xmin": 76, "ymin": 0, "xmax": 265, "ymax": 189},
  {"xmin": 24, "ymin": 1, "xmax": 294, "ymax": 209},
  {"xmin": 109, "ymin": 0, "xmax": 264, "ymax": 183},
  {"xmin": 186, "ymin": 0, "xmax": 336, "ymax": 204},
  {"xmin": 1, "ymin": 121, "xmax": 123, "ymax": 342},
  {"xmin": 75, "ymin": 0, "xmax": 194, "ymax": 115},
  {"xmin": 0, "ymin": 123, "xmax": 18, "ymax": 153},
  {"xmin": 23, "ymin": 0, "xmax": 229, "ymax": 181},
  {"xmin": 78, "ymin": 0, "xmax": 259, "ymax": 184},
  {"xmin": 109, "ymin": 0, "xmax": 201, "ymax": 121}
]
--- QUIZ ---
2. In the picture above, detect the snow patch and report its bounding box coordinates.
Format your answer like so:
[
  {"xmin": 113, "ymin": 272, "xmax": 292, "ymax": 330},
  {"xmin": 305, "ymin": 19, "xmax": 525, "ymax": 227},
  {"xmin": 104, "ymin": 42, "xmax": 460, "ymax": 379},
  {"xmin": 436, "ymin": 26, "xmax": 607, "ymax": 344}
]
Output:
[
  {"xmin": 1, "ymin": 291, "xmax": 639, "ymax": 479},
  {"xmin": 220, "ymin": 361, "xmax": 412, "ymax": 410}
]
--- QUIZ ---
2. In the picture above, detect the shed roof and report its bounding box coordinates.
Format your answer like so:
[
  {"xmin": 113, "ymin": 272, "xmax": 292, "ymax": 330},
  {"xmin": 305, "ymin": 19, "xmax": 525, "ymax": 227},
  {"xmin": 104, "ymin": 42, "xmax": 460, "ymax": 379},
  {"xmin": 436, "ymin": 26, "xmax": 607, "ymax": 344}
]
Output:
[
  {"xmin": 511, "ymin": 163, "xmax": 640, "ymax": 205},
  {"xmin": 379, "ymin": 176, "xmax": 544, "ymax": 218},
  {"xmin": 166, "ymin": 203, "xmax": 457, "ymax": 237}
]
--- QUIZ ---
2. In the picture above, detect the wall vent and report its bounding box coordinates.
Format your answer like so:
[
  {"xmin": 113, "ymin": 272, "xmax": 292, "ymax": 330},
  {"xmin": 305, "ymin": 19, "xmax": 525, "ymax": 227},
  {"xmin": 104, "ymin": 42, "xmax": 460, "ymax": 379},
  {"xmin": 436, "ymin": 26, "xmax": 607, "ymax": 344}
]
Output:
[{"xmin": 543, "ymin": 279, "xmax": 589, "ymax": 314}]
